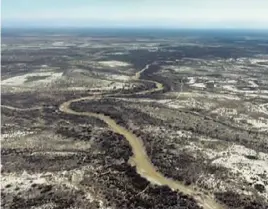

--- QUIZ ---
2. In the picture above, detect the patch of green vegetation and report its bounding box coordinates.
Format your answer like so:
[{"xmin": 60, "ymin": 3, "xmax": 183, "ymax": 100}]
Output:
[{"xmin": 25, "ymin": 75, "xmax": 50, "ymax": 83}]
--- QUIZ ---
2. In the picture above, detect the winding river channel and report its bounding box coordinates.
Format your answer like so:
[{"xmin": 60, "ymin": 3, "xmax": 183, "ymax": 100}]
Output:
[
  {"xmin": 59, "ymin": 64, "xmax": 224, "ymax": 209},
  {"xmin": 1, "ymin": 64, "xmax": 224, "ymax": 209}
]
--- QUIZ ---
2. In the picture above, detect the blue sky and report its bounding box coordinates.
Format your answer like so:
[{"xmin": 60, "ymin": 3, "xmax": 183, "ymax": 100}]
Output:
[{"xmin": 2, "ymin": 0, "xmax": 268, "ymax": 28}]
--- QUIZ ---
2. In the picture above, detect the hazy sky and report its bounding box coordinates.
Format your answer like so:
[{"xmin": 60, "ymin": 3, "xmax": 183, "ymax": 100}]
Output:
[{"xmin": 2, "ymin": 0, "xmax": 268, "ymax": 28}]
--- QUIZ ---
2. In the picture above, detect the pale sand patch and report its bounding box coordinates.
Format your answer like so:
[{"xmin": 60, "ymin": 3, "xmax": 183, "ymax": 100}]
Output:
[
  {"xmin": 65, "ymin": 87, "xmax": 88, "ymax": 91},
  {"xmin": 166, "ymin": 103, "xmax": 185, "ymax": 109},
  {"xmin": 249, "ymin": 58, "xmax": 268, "ymax": 64},
  {"xmin": 175, "ymin": 130, "xmax": 193, "ymax": 138},
  {"xmin": 258, "ymin": 103, "xmax": 268, "ymax": 115},
  {"xmin": 248, "ymin": 80, "xmax": 259, "ymax": 88},
  {"xmin": 244, "ymin": 94, "xmax": 268, "ymax": 99},
  {"xmin": 187, "ymin": 77, "xmax": 196, "ymax": 84},
  {"xmin": 52, "ymin": 41, "xmax": 64, "ymax": 46},
  {"xmin": 211, "ymin": 108, "xmax": 238, "ymax": 117},
  {"xmin": 222, "ymin": 85, "xmax": 268, "ymax": 94},
  {"xmin": 222, "ymin": 85, "xmax": 240, "ymax": 92},
  {"xmin": 199, "ymin": 136, "xmax": 219, "ymax": 142},
  {"xmin": 115, "ymin": 98, "xmax": 186, "ymax": 109},
  {"xmin": 1, "ymin": 130, "xmax": 34, "ymax": 140},
  {"xmin": 108, "ymin": 74, "xmax": 130, "ymax": 81},
  {"xmin": 190, "ymin": 83, "xmax": 206, "ymax": 88},
  {"xmin": 246, "ymin": 118, "xmax": 268, "ymax": 130},
  {"xmin": 212, "ymin": 145, "xmax": 268, "ymax": 199},
  {"xmin": 232, "ymin": 112, "xmax": 268, "ymax": 131},
  {"xmin": 1, "ymin": 172, "xmax": 48, "ymax": 192},
  {"xmin": 166, "ymin": 66, "xmax": 196, "ymax": 73},
  {"xmin": 167, "ymin": 91, "xmax": 241, "ymax": 101},
  {"xmin": 89, "ymin": 82, "xmax": 130, "ymax": 91},
  {"xmin": 1, "ymin": 131, "xmax": 93, "ymax": 150},
  {"xmin": 98, "ymin": 60, "xmax": 131, "ymax": 67},
  {"xmin": 30, "ymin": 202, "xmax": 57, "ymax": 209},
  {"xmin": 1, "ymin": 168, "xmax": 107, "ymax": 208},
  {"xmin": 174, "ymin": 97, "xmax": 215, "ymax": 110},
  {"xmin": 225, "ymin": 80, "xmax": 237, "ymax": 84},
  {"xmin": 206, "ymin": 93, "xmax": 241, "ymax": 101},
  {"xmin": 1, "ymin": 72, "xmax": 63, "ymax": 86},
  {"xmin": 30, "ymin": 151, "xmax": 79, "ymax": 157},
  {"xmin": 126, "ymin": 94, "xmax": 216, "ymax": 110}
]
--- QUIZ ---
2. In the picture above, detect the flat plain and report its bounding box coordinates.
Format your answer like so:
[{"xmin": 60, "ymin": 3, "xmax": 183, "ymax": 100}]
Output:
[{"xmin": 1, "ymin": 29, "xmax": 268, "ymax": 209}]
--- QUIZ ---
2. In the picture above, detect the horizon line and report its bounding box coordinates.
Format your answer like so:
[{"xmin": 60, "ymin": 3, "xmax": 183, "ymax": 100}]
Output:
[{"xmin": 2, "ymin": 26, "xmax": 268, "ymax": 31}]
